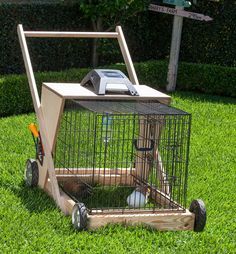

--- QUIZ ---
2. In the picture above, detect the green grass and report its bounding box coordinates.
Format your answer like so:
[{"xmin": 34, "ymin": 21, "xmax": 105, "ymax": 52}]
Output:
[{"xmin": 0, "ymin": 92, "xmax": 235, "ymax": 253}]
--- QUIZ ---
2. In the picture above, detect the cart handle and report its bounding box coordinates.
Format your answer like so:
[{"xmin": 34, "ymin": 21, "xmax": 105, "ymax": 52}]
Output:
[
  {"xmin": 24, "ymin": 31, "xmax": 119, "ymax": 38},
  {"xmin": 17, "ymin": 24, "xmax": 139, "ymax": 94}
]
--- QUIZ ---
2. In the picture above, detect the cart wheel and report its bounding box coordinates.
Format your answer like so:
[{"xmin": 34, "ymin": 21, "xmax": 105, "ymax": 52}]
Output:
[
  {"xmin": 25, "ymin": 159, "xmax": 39, "ymax": 187},
  {"xmin": 189, "ymin": 199, "xmax": 206, "ymax": 232},
  {"xmin": 72, "ymin": 203, "xmax": 88, "ymax": 231}
]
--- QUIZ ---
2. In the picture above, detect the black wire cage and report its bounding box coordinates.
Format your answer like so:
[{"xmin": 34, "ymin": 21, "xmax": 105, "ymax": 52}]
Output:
[{"xmin": 54, "ymin": 100, "xmax": 191, "ymax": 215}]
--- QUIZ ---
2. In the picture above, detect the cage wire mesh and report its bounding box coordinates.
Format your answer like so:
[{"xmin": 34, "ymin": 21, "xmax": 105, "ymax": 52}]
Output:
[{"xmin": 54, "ymin": 100, "xmax": 191, "ymax": 214}]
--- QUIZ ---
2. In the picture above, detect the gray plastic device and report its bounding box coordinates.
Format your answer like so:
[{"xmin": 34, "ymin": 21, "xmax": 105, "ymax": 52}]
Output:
[{"xmin": 80, "ymin": 69, "xmax": 139, "ymax": 96}]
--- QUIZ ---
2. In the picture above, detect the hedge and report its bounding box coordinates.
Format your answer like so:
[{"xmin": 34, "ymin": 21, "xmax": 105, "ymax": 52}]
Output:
[
  {"xmin": 0, "ymin": 60, "xmax": 235, "ymax": 117},
  {"xmin": 0, "ymin": 3, "xmax": 91, "ymax": 74},
  {"xmin": 1, "ymin": 1, "xmax": 235, "ymax": 75}
]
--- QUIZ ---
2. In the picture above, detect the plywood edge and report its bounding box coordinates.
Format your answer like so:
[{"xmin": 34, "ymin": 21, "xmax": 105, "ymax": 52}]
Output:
[{"xmin": 42, "ymin": 83, "xmax": 64, "ymax": 99}]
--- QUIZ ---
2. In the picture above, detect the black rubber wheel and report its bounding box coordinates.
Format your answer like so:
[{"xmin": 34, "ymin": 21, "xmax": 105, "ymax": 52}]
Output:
[
  {"xmin": 72, "ymin": 203, "xmax": 88, "ymax": 231},
  {"xmin": 25, "ymin": 159, "xmax": 39, "ymax": 187},
  {"xmin": 189, "ymin": 199, "xmax": 206, "ymax": 232}
]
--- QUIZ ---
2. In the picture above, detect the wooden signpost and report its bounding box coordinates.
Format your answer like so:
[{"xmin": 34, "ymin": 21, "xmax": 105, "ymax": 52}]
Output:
[
  {"xmin": 149, "ymin": 4, "xmax": 213, "ymax": 21},
  {"xmin": 149, "ymin": 3, "xmax": 213, "ymax": 91}
]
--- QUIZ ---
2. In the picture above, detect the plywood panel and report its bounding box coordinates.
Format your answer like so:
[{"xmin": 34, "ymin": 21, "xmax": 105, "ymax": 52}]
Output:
[
  {"xmin": 41, "ymin": 86, "xmax": 64, "ymax": 151},
  {"xmin": 42, "ymin": 83, "xmax": 171, "ymax": 105}
]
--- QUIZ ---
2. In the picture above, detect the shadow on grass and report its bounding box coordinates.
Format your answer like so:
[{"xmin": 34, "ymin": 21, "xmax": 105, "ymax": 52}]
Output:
[
  {"xmin": 171, "ymin": 91, "xmax": 236, "ymax": 105},
  {"xmin": 3, "ymin": 180, "xmax": 57, "ymax": 213}
]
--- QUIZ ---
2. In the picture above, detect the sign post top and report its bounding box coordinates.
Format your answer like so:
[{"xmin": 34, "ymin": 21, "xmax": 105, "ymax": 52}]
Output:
[{"xmin": 163, "ymin": 0, "xmax": 191, "ymax": 8}]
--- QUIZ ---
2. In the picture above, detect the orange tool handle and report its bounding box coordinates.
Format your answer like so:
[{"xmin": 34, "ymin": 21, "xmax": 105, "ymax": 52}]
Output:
[{"xmin": 28, "ymin": 123, "xmax": 39, "ymax": 138}]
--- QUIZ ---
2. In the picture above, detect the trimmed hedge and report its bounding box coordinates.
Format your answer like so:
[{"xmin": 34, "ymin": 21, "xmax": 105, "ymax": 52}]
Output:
[
  {"xmin": 0, "ymin": 68, "xmax": 90, "ymax": 116},
  {"xmin": 111, "ymin": 61, "xmax": 236, "ymax": 97},
  {"xmin": 181, "ymin": 0, "xmax": 236, "ymax": 67},
  {"xmin": 0, "ymin": 60, "xmax": 235, "ymax": 117},
  {"xmin": 0, "ymin": 3, "xmax": 91, "ymax": 74},
  {"xmin": 177, "ymin": 62, "xmax": 236, "ymax": 97},
  {"xmin": 1, "ymin": 1, "xmax": 235, "ymax": 75}
]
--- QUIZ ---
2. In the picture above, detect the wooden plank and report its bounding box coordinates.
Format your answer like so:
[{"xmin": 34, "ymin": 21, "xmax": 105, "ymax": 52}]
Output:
[
  {"xmin": 116, "ymin": 26, "xmax": 139, "ymax": 85},
  {"xmin": 41, "ymin": 86, "xmax": 64, "ymax": 152},
  {"xmin": 55, "ymin": 167, "xmax": 136, "ymax": 175},
  {"xmin": 60, "ymin": 190, "xmax": 76, "ymax": 215},
  {"xmin": 17, "ymin": 24, "xmax": 65, "ymax": 213},
  {"xmin": 24, "ymin": 31, "xmax": 119, "ymax": 38},
  {"xmin": 38, "ymin": 159, "xmax": 49, "ymax": 188},
  {"xmin": 149, "ymin": 4, "xmax": 213, "ymax": 21},
  {"xmin": 38, "ymin": 106, "xmax": 66, "ymax": 211},
  {"xmin": 153, "ymin": 116, "xmax": 170, "ymax": 195},
  {"xmin": 57, "ymin": 174, "xmax": 134, "ymax": 186},
  {"xmin": 42, "ymin": 83, "xmax": 171, "ymax": 105},
  {"xmin": 17, "ymin": 24, "xmax": 40, "ymax": 109},
  {"xmin": 56, "ymin": 167, "xmax": 136, "ymax": 186},
  {"xmin": 156, "ymin": 152, "xmax": 170, "ymax": 195},
  {"xmin": 44, "ymin": 178, "xmax": 52, "ymax": 196},
  {"xmin": 134, "ymin": 115, "xmax": 170, "ymax": 190},
  {"xmin": 88, "ymin": 210, "xmax": 194, "ymax": 230},
  {"xmin": 90, "ymin": 208, "xmax": 185, "ymax": 215},
  {"xmin": 135, "ymin": 117, "xmax": 152, "ymax": 181}
]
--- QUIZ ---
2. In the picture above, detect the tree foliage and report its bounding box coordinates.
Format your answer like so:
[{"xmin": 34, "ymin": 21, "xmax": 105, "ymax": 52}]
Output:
[
  {"xmin": 74, "ymin": 0, "xmax": 150, "ymax": 66},
  {"xmin": 78, "ymin": 0, "xmax": 149, "ymax": 31}
]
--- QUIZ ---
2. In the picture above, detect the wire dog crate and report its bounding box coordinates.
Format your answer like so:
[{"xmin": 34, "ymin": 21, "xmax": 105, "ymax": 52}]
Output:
[
  {"xmin": 55, "ymin": 100, "xmax": 191, "ymax": 215},
  {"xmin": 18, "ymin": 24, "xmax": 206, "ymax": 232}
]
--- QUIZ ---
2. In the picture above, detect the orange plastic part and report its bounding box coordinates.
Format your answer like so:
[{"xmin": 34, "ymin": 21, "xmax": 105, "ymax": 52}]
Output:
[{"xmin": 28, "ymin": 123, "xmax": 39, "ymax": 138}]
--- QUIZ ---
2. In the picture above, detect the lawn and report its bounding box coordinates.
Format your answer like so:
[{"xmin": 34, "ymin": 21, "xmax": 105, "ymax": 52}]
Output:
[{"xmin": 0, "ymin": 92, "xmax": 235, "ymax": 253}]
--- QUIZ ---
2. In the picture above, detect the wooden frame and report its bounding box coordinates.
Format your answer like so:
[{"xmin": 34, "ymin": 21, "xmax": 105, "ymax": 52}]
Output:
[{"xmin": 17, "ymin": 24, "xmax": 194, "ymax": 230}]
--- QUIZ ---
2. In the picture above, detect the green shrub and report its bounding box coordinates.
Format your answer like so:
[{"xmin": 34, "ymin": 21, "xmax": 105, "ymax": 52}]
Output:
[
  {"xmin": 0, "ymin": 60, "xmax": 235, "ymax": 117},
  {"xmin": 0, "ymin": 68, "xmax": 90, "ymax": 116},
  {"xmin": 177, "ymin": 62, "xmax": 236, "ymax": 97},
  {"xmin": 0, "ymin": 3, "xmax": 91, "ymax": 74}
]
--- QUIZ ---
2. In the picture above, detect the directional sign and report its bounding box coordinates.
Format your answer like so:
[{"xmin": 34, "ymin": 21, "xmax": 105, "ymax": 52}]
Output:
[{"xmin": 149, "ymin": 4, "xmax": 213, "ymax": 22}]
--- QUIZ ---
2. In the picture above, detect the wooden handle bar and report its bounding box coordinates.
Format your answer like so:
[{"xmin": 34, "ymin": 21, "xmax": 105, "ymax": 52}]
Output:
[{"xmin": 24, "ymin": 31, "xmax": 119, "ymax": 38}]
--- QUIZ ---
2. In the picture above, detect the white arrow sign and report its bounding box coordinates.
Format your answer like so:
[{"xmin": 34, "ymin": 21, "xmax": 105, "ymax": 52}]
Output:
[{"xmin": 149, "ymin": 4, "xmax": 213, "ymax": 22}]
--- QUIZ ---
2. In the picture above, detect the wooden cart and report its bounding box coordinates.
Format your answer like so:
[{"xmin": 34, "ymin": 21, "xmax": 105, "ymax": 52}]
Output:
[{"xmin": 17, "ymin": 24, "xmax": 206, "ymax": 231}]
